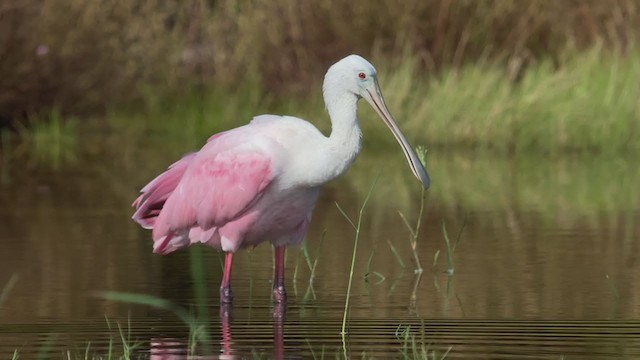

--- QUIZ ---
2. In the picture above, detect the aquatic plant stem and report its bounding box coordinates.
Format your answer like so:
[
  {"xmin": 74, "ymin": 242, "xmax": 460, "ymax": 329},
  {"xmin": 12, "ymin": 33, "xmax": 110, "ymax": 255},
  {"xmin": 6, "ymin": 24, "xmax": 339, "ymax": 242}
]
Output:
[
  {"xmin": 337, "ymin": 176, "xmax": 379, "ymax": 350},
  {"xmin": 441, "ymin": 220, "xmax": 466, "ymax": 275},
  {"xmin": 398, "ymin": 144, "xmax": 427, "ymax": 273},
  {"xmin": 189, "ymin": 246, "xmax": 211, "ymax": 354},
  {"xmin": 0, "ymin": 274, "xmax": 18, "ymax": 311}
]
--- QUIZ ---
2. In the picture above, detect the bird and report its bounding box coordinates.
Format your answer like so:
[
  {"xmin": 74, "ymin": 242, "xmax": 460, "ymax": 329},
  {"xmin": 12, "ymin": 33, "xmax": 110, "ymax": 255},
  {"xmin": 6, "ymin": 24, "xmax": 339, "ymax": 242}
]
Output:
[{"xmin": 132, "ymin": 55, "xmax": 430, "ymax": 305}]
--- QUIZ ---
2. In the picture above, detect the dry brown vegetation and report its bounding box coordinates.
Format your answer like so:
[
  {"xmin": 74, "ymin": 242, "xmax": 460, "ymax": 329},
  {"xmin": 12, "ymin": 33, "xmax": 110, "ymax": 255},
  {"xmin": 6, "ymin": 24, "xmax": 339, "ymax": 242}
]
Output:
[{"xmin": 1, "ymin": 0, "xmax": 639, "ymax": 121}]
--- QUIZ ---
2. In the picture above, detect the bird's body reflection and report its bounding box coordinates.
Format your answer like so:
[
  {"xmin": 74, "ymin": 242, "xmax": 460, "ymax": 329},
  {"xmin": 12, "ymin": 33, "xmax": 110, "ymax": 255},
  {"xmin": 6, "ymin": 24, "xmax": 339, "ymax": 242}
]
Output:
[{"xmin": 149, "ymin": 304, "xmax": 287, "ymax": 359}]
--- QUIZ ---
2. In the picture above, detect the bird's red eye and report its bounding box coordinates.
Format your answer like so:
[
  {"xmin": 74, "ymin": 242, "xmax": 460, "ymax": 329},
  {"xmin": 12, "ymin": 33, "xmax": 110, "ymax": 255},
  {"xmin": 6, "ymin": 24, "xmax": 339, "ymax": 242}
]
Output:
[{"xmin": 358, "ymin": 72, "xmax": 366, "ymax": 80}]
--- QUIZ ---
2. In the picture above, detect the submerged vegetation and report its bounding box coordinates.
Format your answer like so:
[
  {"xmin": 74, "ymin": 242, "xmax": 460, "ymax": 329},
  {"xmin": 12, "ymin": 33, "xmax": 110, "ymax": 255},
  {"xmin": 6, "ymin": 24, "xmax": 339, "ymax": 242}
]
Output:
[
  {"xmin": 397, "ymin": 324, "xmax": 452, "ymax": 360},
  {"xmin": 5, "ymin": 217, "xmax": 464, "ymax": 359}
]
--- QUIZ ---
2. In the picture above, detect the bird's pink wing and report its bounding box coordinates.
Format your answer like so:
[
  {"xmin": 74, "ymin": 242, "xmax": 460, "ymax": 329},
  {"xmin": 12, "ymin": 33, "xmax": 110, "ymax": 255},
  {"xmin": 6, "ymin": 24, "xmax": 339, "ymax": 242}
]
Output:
[
  {"xmin": 152, "ymin": 134, "xmax": 277, "ymax": 243},
  {"xmin": 132, "ymin": 130, "xmax": 231, "ymax": 227},
  {"xmin": 132, "ymin": 153, "xmax": 196, "ymax": 229}
]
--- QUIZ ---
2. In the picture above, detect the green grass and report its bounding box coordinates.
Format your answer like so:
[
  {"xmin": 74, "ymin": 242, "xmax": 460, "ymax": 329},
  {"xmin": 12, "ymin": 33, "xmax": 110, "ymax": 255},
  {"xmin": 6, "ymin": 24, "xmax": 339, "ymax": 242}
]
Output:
[
  {"xmin": 605, "ymin": 274, "xmax": 621, "ymax": 319},
  {"xmin": 0, "ymin": 129, "xmax": 14, "ymax": 184},
  {"xmin": 363, "ymin": 246, "xmax": 386, "ymax": 284},
  {"xmin": 344, "ymin": 149, "xmax": 640, "ymax": 227},
  {"xmin": 435, "ymin": 221, "xmax": 466, "ymax": 276},
  {"xmin": 9, "ymin": 45, "xmax": 640, "ymax": 173},
  {"xmin": 335, "ymin": 176, "xmax": 379, "ymax": 355},
  {"xmin": 7, "ymin": 44, "xmax": 612, "ymax": 207},
  {"xmin": 0, "ymin": 274, "xmax": 18, "ymax": 311},
  {"xmin": 16, "ymin": 110, "xmax": 78, "ymax": 169},
  {"xmin": 105, "ymin": 316, "xmax": 142, "ymax": 360},
  {"xmin": 296, "ymin": 230, "xmax": 327, "ymax": 299},
  {"xmin": 104, "ymin": 45, "xmax": 640, "ymax": 156},
  {"xmin": 6, "ymin": 0, "xmax": 640, "ymax": 120},
  {"xmin": 96, "ymin": 246, "xmax": 212, "ymax": 356},
  {"xmin": 371, "ymin": 45, "xmax": 640, "ymax": 154},
  {"xmin": 108, "ymin": 79, "xmax": 269, "ymax": 148},
  {"xmin": 396, "ymin": 325, "xmax": 452, "ymax": 359},
  {"xmin": 397, "ymin": 146, "xmax": 429, "ymax": 273},
  {"xmin": 12, "ymin": 317, "xmax": 150, "ymax": 360}
]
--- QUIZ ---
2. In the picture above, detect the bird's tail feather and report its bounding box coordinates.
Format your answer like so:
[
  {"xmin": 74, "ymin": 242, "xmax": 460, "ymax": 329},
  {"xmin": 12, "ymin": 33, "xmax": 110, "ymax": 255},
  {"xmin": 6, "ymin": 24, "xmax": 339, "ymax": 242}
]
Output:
[{"xmin": 132, "ymin": 153, "xmax": 196, "ymax": 229}]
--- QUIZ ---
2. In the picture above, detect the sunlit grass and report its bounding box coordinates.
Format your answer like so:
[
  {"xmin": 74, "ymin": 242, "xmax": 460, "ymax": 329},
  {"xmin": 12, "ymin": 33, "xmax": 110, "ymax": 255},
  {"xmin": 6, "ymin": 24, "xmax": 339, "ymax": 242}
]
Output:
[
  {"xmin": 108, "ymin": 77, "xmax": 269, "ymax": 150},
  {"xmin": 396, "ymin": 325, "xmax": 452, "ymax": 359},
  {"xmin": 92, "ymin": 246, "xmax": 212, "ymax": 358},
  {"xmin": 18, "ymin": 110, "xmax": 78, "ymax": 169},
  {"xmin": 335, "ymin": 176, "xmax": 378, "ymax": 354},
  {"xmin": 345, "ymin": 148, "xmax": 640, "ymax": 226},
  {"xmin": 370, "ymin": 45, "xmax": 640, "ymax": 154},
  {"xmin": 97, "ymin": 291, "xmax": 208, "ymax": 348},
  {"xmin": 12, "ymin": 317, "xmax": 149, "ymax": 360},
  {"xmin": 301, "ymin": 231, "xmax": 326, "ymax": 283},
  {"xmin": 105, "ymin": 316, "xmax": 142, "ymax": 359},
  {"xmin": 294, "ymin": 231, "xmax": 327, "ymax": 302},
  {"xmin": 433, "ymin": 221, "xmax": 465, "ymax": 276},
  {"xmin": 99, "ymin": 45, "xmax": 640, "ymax": 176},
  {"xmin": 7, "ymin": 0, "xmax": 638, "ymax": 123},
  {"xmin": 397, "ymin": 146, "xmax": 429, "ymax": 273}
]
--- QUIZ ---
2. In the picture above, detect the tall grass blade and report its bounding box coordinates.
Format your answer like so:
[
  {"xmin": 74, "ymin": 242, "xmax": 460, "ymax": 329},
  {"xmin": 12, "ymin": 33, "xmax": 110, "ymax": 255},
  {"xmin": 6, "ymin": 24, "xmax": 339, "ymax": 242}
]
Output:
[
  {"xmin": 96, "ymin": 291, "xmax": 193, "ymax": 326},
  {"xmin": 310, "ymin": 232, "xmax": 327, "ymax": 281},
  {"xmin": 363, "ymin": 247, "xmax": 376, "ymax": 282},
  {"xmin": 398, "ymin": 212, "xmax": 417, "ymax": 238},
  {"xmin": 0, "ymin": 274, "xmax": 18, "ymax": 311},
  {"xmin": 441, "ymin": 220, "xmax": 466, "ymax": 275},
  {"xmin": 338, "ymin": 176, "xmax": 379, "ymax": 355},
  {"xmin": 83, "ymin": 341, "xmax": 91, "ymax": 360},
  {"xmin": 335, "ymin": 203, "xmax": 356, "ymax": 230},
  {"xmin": 35, "ymin": 334, "xmax": 57, "ymax": 360},
  {"xmin": 0, "ymin": 129, "xmax": 12, "ymax": 185},
  {"xmin": 606, "ymin": 274, "xmax": 620, "ymax": 319},
  {"xmin": 302, "ymin": 231, "xmax": 326, "ymax": 276},
  {"xmin": 387, "ymin": 239, "xmax": 406, "ymax": 268},
  {"xmin": 189, "ymin": 245, "xmax": 211, "ymax": 354},
  {"xmin": 398, "ymin": 161, "xmax": 428, "ymax": 273}
]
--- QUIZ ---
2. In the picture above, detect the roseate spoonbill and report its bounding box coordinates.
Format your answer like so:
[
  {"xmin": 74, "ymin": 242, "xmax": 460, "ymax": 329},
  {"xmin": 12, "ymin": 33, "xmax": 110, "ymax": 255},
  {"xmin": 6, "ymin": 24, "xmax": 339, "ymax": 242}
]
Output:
[{"xmin": 132, "ymin": 55, "xmax": 430, "ymax": 304}]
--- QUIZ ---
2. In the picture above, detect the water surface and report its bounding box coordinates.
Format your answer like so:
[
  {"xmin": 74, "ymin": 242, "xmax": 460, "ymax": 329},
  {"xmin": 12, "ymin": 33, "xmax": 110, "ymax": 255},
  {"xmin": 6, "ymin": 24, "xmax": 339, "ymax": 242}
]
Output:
[{"xmin": 1, "ymin": 136, "xmax": 639, "ymax": 358}]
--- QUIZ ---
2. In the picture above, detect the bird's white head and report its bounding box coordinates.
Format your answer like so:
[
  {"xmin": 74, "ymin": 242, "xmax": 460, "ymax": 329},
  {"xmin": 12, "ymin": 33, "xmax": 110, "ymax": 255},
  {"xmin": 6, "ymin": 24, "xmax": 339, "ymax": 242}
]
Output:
[
  {"xmin": 323, "ymin": 55, "xmax": 431, "ymax": 189},
  {"xmin": 323, "ymin": 55, "xmax": 378, "ymax": 99}
]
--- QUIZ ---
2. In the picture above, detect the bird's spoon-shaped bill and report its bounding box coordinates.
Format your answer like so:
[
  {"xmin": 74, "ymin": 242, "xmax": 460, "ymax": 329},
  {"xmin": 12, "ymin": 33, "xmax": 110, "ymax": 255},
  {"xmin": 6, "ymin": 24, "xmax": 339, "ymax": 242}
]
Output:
[{"xmin": 364, "ymin": 79, "xmax": 431, "ymax": 189}]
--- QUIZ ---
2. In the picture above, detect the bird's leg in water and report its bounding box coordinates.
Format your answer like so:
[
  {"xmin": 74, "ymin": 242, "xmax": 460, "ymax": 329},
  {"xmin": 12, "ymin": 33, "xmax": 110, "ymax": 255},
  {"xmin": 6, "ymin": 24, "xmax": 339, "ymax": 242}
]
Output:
[
  {"xmin": 220, "ymin": 252, "xmax": 234, "ymax": 304},
  {"xmin": 273, "ymin": 245, "xmax": 287, "ymax": 303}
]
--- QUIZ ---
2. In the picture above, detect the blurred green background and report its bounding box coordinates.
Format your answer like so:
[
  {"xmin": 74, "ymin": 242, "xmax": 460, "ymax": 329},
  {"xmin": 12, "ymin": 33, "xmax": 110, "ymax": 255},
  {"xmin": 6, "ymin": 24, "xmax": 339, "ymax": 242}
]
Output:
[
  {"xmin": 2, "ymin": 3, "xmax": 640, "ymax": 358},
  {"xmin": 2, "ymin": 0, "xmax": 639, "ymax": 153}
]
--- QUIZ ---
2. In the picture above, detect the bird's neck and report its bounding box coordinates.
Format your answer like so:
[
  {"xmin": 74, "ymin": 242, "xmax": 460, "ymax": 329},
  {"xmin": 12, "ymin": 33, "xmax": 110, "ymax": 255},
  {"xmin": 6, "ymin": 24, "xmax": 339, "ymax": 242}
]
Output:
[{"xmin": 324, "ymin": 92, "xmax": 362, "ymax": 180}]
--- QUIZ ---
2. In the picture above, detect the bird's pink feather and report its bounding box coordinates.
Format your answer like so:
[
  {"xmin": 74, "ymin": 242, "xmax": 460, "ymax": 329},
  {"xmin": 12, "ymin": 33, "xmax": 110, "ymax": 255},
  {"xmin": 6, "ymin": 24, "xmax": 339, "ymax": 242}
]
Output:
[
  {"xmin": 150, "ymin": 132, "xmax": 276, "ymax": 253},
  {"xmin": 132, "ymin": 153, "xmax": 196, "ymax": 229}
]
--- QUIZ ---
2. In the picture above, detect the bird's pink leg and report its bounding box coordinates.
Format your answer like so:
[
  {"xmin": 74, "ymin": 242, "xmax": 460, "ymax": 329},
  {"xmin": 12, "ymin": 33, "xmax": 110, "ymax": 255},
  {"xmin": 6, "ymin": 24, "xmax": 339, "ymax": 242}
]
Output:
[
  {"xmin": 273, "ymin": 245, "xmax": 287, "ymax": 303},
  {"xmin": 220, "ymin": 252, "xmax": 234, "ymax": 304}
]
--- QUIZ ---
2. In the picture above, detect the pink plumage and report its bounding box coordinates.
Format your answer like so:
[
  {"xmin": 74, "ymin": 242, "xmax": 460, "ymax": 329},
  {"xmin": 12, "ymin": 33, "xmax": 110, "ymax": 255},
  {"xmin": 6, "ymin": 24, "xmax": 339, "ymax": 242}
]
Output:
[
  {"xmin": 132, "ymin": 153, "xmax": 196, "ymax": 229},
  {"xmin": 132, "ymin": 55, "xmax": 430, "ymax": 305},
  {"xmin": 134, "ymin": 126, "xmax": 284, "ymax": 254}
]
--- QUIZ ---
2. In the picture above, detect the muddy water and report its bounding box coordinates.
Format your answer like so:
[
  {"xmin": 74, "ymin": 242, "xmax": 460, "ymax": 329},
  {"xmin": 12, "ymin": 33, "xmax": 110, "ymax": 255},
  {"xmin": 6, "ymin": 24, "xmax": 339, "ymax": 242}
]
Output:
[{"xmin": 1, "ymin": 137, "xmax": 639, "ymax": 358}]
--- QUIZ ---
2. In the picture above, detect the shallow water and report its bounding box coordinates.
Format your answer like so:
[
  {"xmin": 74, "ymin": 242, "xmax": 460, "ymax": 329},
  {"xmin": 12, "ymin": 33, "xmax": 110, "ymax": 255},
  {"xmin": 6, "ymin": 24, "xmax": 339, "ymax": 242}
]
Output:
[{"xmin": 1, "ymin": 136, "xmax": 640, "ymax": 359}]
